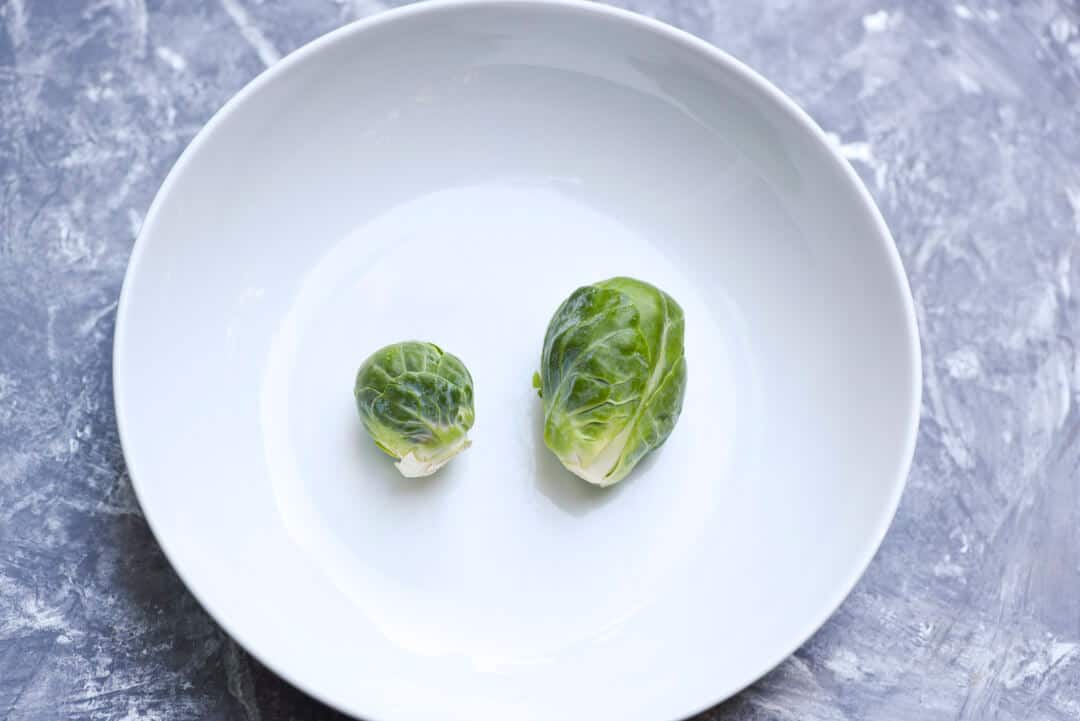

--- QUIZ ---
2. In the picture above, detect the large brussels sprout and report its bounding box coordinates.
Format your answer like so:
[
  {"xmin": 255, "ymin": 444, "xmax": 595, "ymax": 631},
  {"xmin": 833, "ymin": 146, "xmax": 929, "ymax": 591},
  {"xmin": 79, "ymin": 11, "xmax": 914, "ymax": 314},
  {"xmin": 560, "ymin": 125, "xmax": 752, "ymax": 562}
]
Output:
[
  {"xmin": 534, "ymin": 277, "xmax": 687, "ymax": 486},
  {"xmin": 354, "ymin": 341, "xmax": 474, "ymax": 477}
]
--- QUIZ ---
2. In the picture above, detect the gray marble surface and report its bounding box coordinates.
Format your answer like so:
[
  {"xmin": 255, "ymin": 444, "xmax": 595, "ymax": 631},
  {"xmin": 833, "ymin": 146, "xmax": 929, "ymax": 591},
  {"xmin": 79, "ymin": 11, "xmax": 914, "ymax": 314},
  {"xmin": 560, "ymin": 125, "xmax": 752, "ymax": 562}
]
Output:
[{"xmin": 1, "ymin": 0, "xmax": 1079, "ymax": 719}]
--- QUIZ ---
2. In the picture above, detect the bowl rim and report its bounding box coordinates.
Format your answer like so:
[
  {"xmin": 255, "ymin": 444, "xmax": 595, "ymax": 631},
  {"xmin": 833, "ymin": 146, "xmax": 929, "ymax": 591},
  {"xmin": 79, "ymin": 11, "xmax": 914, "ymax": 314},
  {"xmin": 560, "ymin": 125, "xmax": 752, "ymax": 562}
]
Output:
[{"xmin": 113, "ymin": 1, "xmax": 923, "ymax": 718}]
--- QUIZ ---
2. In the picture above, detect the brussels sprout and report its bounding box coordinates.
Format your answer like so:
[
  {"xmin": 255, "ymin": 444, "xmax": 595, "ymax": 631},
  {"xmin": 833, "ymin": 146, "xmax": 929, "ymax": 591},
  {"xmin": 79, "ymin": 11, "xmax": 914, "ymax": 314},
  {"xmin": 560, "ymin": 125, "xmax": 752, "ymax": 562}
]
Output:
[
  {"xmin": 535, "ymin": 277, "xmax": 687, "ymax": 486},
  {"xmin": 354, "ymin": 341, "xmax": 474, "ymax": 477}
]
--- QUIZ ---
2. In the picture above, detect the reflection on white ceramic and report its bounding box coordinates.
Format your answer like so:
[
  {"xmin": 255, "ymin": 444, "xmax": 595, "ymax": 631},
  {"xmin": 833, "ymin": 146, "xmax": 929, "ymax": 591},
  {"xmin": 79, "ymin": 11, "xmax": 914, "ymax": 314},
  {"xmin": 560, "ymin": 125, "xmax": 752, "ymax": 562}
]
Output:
[{"xmin": 113, "ymin": 2, "xmax": 921, "ymax": 720}]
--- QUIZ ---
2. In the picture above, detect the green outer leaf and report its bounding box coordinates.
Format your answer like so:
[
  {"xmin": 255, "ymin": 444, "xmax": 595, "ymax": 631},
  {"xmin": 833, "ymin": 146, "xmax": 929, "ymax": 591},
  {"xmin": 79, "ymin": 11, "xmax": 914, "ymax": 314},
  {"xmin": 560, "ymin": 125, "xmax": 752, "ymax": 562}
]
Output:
[
  {"xmin": 354, "ymin": 341, "xmax": 474, "ymax": 470},
  {"xmin": 537, "ymin": 277, "xmax": 687, "ymax": 484},
  {"xmin": 607, "ymin": 351, "xmax": 687, "ymax": 481}
]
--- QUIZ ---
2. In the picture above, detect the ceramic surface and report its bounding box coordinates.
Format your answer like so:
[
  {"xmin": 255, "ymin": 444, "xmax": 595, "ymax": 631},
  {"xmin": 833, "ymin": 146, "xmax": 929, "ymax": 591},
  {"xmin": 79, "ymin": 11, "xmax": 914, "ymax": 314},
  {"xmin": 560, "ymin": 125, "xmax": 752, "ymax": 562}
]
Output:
[{"xmin": 112, "ymin": 3, "xmax": 919, "ymax": 719}]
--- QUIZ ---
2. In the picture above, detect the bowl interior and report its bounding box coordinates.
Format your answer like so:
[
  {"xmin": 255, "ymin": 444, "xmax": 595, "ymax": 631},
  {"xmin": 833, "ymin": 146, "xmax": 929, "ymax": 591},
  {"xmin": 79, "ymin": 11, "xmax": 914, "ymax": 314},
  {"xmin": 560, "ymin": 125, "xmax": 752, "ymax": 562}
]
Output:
[{"xmin": 115, "ymin": 3, "xmax": 919, "ymax": 720}]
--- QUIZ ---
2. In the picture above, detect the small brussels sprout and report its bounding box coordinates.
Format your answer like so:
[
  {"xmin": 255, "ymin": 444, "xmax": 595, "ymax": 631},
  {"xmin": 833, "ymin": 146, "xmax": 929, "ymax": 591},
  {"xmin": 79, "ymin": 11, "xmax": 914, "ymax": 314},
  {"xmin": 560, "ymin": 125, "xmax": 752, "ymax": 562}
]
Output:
[
  {"xmin": 535, "ymin": 277, "xmax": 687, "ymax": 486},
  {"xmin": 354, "ymin": 341, "xmax": 474, "ymax": 477}
]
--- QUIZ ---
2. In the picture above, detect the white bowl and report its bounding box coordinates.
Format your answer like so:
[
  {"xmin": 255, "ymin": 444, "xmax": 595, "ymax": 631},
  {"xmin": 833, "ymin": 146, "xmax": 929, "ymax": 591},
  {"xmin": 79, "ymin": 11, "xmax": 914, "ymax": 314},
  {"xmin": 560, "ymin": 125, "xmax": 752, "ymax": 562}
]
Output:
[{"xmin": 113, "ymin": 2, "xmax": 921, "ymax": 719}]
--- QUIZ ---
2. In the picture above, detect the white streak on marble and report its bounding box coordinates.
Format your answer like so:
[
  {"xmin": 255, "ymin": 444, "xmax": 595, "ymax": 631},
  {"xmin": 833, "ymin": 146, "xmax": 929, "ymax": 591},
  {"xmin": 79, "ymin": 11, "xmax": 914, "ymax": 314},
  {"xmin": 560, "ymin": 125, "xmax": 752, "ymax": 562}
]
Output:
[
  {"xmin": 1050, "ymin": 15, "xmax": 1075, "ymax": 45},
  {"xmin": 344, "ymin": 0, "xmax": 390, "ymax": 19},
  {"xmin": 1058, "ymin": 253, "xmax": 1072, "ymax": 301},
  {"xmin": 3, "ymin": 0, "xmax": 28, "ymax": 50},
  {"xmin": 129, "ymin": 0, "xmax": 148, "ymax": 58},
  {"xmin": 53, "ymin": 220, "xmax": 94, "ymax": 265},
  {"xmin": 861, "ymin": 10, "xmax": 889, "ymax": 33},
  {"xmin": 1054, "ymin": 354, "xmax": 1072, "ymax": 432},
  {"xmin": 932, "ymin": 555, "xmax": 966, "ymax": 581},
  {"xmin": 827, "ymin": 135, "xmax": 890, "ymax": 192},
  {"xmin": 219, "ymin": 0, "xmax": 282, "ymax": 67},
  {"xmin": 0, "ymin": 574, "xmax": 72, "ymax": 635},
  {"xmin": 78, "ymin": 301, "xmax": 118, "ymax": 337},
  {"xmin": 824, "ymin": 133, "xmax": 883, "ymax": 174},
  {"xmin": 0, "ymin": 373, "xmax": 16, "ymax": 399},
  {"xmin": 155, "ymin": 46, "xmax": 187, "ymax": 72},
  {"xmin": 1066, "ymin": 186, "xmax": 1080, "ymax": 233},
  {"xmin": 913, "ymin": 299, "xmax": 976, "ymax": 471},
  {"xmin": 944, "ymin": 348, "xmax": 981, "ymax": 381},
  {"xmin": 44, "ymin": 306, "xmax": 59, "ymax": 363},
  {"xmin": 823, "ymin": 649, "xmax": 867, "ymax": 683},
  {"xmin": 949, "ymin": 527, "xmax": 971, "ymax": 553},
  {"xmin": 838, "ymin": 140, "xmax": 874, "ymax": 165},
  {"xmin": 949, "ymin": 66, "xmax": 982, "ymax": 95},
  {"xmin": 1004, "ymin": 640, "xmax": 1079, "ymax": 690},
  {"xmin": 223, "ymin": 639, "xmax": 263, "ymax": 721},
  {"xmin": 127, "ymin": 208, "xmax": 143, "ymax": 237}
]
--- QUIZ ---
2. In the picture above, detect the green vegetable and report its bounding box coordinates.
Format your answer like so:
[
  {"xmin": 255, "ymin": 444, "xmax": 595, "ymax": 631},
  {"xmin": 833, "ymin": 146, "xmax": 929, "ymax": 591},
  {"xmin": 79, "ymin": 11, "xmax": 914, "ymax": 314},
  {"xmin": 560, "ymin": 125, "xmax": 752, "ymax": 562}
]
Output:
[
  {"xmin": 354, "ymin": 341, "xmax": 475, "ymax": 477},
  {"xmin": 535, "ymin": 277, "xmax": 687, "ymax": 486}
]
